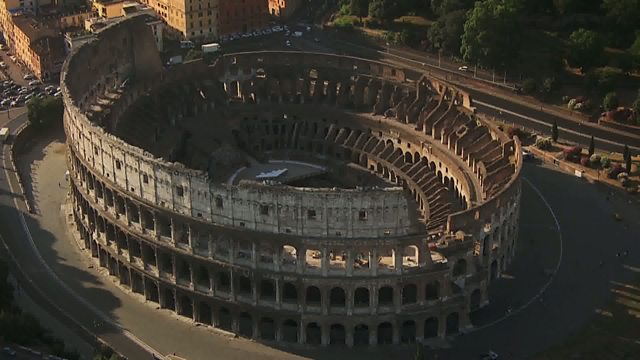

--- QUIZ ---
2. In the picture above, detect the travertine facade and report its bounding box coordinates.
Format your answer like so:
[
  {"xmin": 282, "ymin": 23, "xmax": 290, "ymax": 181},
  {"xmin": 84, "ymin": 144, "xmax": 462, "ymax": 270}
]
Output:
[{"xmin": 62, "ymin": 16, "xmax": 522, "ymax": 347}]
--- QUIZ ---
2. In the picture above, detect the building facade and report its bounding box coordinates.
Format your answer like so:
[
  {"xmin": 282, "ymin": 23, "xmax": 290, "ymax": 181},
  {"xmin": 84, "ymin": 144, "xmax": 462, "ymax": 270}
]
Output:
[
  {"xmin": 218, "ymin": 0, "xmax": 267, "ymax": 36},
  {"xmin": 268, "ymin": 0, "xmax": 300, "ymax": 18},
  {"xmin": 140, "ymin": 0, "xmax": 218, "ymax": 41},
  {"xmin": 12, "ymin": 14, "xmax": 65, "ymax": 79}
]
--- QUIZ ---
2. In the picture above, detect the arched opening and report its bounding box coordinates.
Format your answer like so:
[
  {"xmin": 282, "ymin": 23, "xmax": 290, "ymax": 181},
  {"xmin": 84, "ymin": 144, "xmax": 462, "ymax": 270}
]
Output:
[
  {"xmin": 178, "ymin": 295, "xmax": 193, "ymax": 318},
  {"xmin": 353, "ymin": 324, "xmax": 369, "ymax": 346},
  {"xmin": 453, "ymin": 258, "xmax": 467, "ymax": 276},
  {"xmin": 402, "ymin": 284, "xmax": 417, "ymax": 305},
  {"xmin": 163, "ymin": 288, "xmax": 175, "ymax": 310},
  {"xmin": 218, "ymin": 307, "xmax": 232, "ymax": 331},
  {"xmin": 424, "ymin": 317, "xmax": 438, "ymax": 338},
  {"xmin": 196, "ymin": 266, "xmax": 210, "ymax": 290},
  {"xmin": 238, "ymin": 312, "xmax": 253, "ymax": 337},
  {"xmin": 282, "ymin": 282, "xmax": 298, "ymax": 303},
  {"xmin": 470, "ymin": 289, "xmax": 482, "ymax": 311},
  {"xmin": 306, "ymin": 286, "xmax": 321, "ymax": 306},
  {"xmin": 404, "ymin": 152, "xmax": 413, "ymax": 164},
  {"xmin": 238, "ymin": 275, "xmax": 252, "ymax": 296},
  {"xmin": 403, "ymin": 245, "xmax": 419, "ymax": 268},
  {"xmin": 378, "ymin": 286, "xmax": 394, "ymax": 306},
  {"xmin": 306, "ymin": 322, "xmax": 321, "ymax": 344},
  {"xmin": 305, "ymin": 248, "xmax": 322, "ymax": 270},
  {"xmin": 259, "ymin": 317, "xmax": 276, "ymax": 340},
  {"xmin": 425, "ymin": 281, "xmax": 439, "ymax": 300},
  {"xmin": 198, "ymin": 302, "xmax": 212, "ymax": 325},
  {"xmin": 217, "ymin": 271, "xmax": 231, "ymax": 292},
  {"xmin": 490, "ymin": 260, "xmax": 498, "ymax": 280},
  {"xmin": 329, "ymin": 324, "xmax": 346, "ymax": 344},
  {"xmin": 260, "ymin": 279, "xmax": 276, "ymax": 301},
  {"xmin": 330, "ymin": 287, "xmax": 346, "ymax": 308},
  {"xmin": 282, "ymin": 320, "xmax": 298, "ymax": 343},
  {"xmin": 377, "ymin": 322, "xmax": 393, "ymax": 344},
  {"xmin": 446, "ymin": 312, "xmax": 459, "ymax": 335},
  {"xmin": 282, "ymin": 245, "xmax": 297, "ymax": 267},
  {"xmin": 400, "ymin": 320, "xmax": 416, "ymax": 343},
  {"xmin": 354, "ymin": 287, "xmax": 370, "ymax": 307}
]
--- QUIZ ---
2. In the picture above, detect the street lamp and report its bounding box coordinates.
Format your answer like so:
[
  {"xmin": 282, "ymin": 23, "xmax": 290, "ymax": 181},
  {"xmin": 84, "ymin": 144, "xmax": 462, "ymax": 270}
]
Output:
[{"xmin": 386, "ymin": 42, "xmax": 390, "ymax": 53}]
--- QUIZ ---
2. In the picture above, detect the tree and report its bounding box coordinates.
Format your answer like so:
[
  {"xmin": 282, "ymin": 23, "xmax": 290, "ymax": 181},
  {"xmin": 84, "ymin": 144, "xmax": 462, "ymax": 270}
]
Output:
[
  {"xmin": 430, "ymin": 0, "xmax": 474, "ymax": 17},
  {"xmin": 551, "ymin": 120, "xmax": 558, "ymax": 142},
  {"xmin": 588, "ymin": 135, "xmax": 595, "ymax": 156},
  {"xmin": 184, "ymin": 49, "xmax": 202, "ymax": 61},
  {"xmin": 522, "ymin": 78, "xmax": 538, "ymax": 94},
  {"xmin": 460, "ymin": 0, "xmax": 523, "ymax": 70},
  {"xmin": 623, "ymin": 145, "xmax": 630, "ymax": 163},
  {"xmin": 632, "ymin": 90, "xmax": 640, "ymax": 124},
  {"xmin": 368, "ymin": 0, "xmax": 399, "ymax": 21},
  {"xmin": 567, "ymin": 29, "xmax": 604, "ymax": 73},
  {"xmin": 626, "ymin": 152, "xmax": 632, "ymax": 172},
  {"xmin": 630, "ymin": 33, "xmax": 640, "ymax": 71},
  {"xmin": 27, "ymin": 96, "xmax": 63, "ymax": 130},
  {"xmin": 603, "ymin": 92, "xmax": 619, "ymax": 111},
  {"xmin": 602, "ymin": 0, "xmax": 640, "ymax": 46},
  {"xmin": 350, "ymin": 0, "xmax": 370, "ymax": 18},
  {"xmin": 427, "ymin": 9, "xmax": 466, "ymax": 55}
]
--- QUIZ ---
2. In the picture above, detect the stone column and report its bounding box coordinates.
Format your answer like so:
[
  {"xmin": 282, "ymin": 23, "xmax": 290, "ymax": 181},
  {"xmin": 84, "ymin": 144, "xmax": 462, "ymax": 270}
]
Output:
[
  {"xmin": 192, "ymin": 297, "xmax": 199, "ymax": 322},
  {"xmin": 369, "ymin": 326, "xmax": 378, "ymax": 346},
  {"xmin": 171, "ymin": 253, "xmax": 177, "ymax": 280},
  {"xmin": 321, "ymin": 246, "xmax": 328, "ymax": 277},
  {"xmin": 394, "ymin": 246, "xmax": 403, "ymax": 274},
  {"xmin": 346, "ymin": 249, "xmax": 354, "ymax": 277},
  {"xmin": 275, "ymin": 278, "xmax": 281, "ymax": 308},
  {"xmin": 321, "ymin": 324, "xmax": 329, "ymax": 345},
  {"xmin": 297, "ymin": 246, "xmax": 305, "ymax": 274},
  {"xmin": 437, "ymin": 315, "xmax": 447, "ymax": 338},
  {"xmin": 370, "ymin": 248, "xmax": 378, "ymax": 276}
]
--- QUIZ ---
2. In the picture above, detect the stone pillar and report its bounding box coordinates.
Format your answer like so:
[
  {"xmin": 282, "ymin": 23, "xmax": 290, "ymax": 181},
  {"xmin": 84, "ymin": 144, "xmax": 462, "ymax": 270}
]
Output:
[
  {"xmin": 369, "ymin": 326, "xmax": 378, "ymax": 345},
  {"xmin": 394, "ymin": 246, "xmax": 403, "ymax": 274},
  {"xmin": 297, "ymin": 246, "xmax": 305, "ymax": 274},
  {"xmin": 346, "ymin": 249, "xmax": 354, "ymax": 277},
  {"xmin": 189, "ymin": 262, "xmax": 194, "ymax": 288},
  {"xmin": 321, "ymin": 324, "xmax": 329, "ymax": 345},
  {"xmin": 346, "ymin": 328, "xmax": 354, "ymax": 348},
  {"xmin": 209, "ymin": 270, "xmax": 215, "ymax": 294},
  {"xmin": 251, "ymin": 242, "xmax": 257, "ymax": 269},
  {"xmin": 275, "ymin": 278, "xmax": 281, "ymax": 308},
  {"xmin": 192, "ymin": 298, "xmax": 199, "ymax": 322},
  {"xmin": 187, "ymin": 224, "xmax": 193, "ymax": 249},
  {"xmin": 321, "ymin": 246, "xmax": 328, "ymax": 277},
  {"xmin": 437, "ymin": 315, "xmax": 447, "ymax": 338},
  {"xmin": 252, "ymin": 320, "xmax": 259, "ymax": 339},
  {"xmin": 371, "ymin": 286, "xmax": 378, "ymax": 315},
  {"xmin": 171, "ymin": 253, "xmax": 177, "ymax": 279},
  {"xmin": 170, "ymin": 218, "xmax": 176, "ymax": 244},
  {"xmin": 229, "ymin": 271, "xmax": 236, "ymax": 301},
  {"xmin": 299, "ymin": 322, "xmax": 306, "ymax": 344},
  {"xmin": 394, "ymin": 286, "xmax": 401, "ymax": 314},
  {"xmin": 370, "ymin": 248, "xmax": 378, "ymax": 276},
  {"xmin": 392, "ymin": 323, "xmax": 400, "ymax": 344}
]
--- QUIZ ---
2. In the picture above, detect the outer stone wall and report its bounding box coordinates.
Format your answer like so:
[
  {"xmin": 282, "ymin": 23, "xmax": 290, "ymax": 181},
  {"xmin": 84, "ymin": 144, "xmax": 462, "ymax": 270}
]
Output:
[{"xmin": 61, "ymin": 16, "xmax": 523, "ymax": 347}]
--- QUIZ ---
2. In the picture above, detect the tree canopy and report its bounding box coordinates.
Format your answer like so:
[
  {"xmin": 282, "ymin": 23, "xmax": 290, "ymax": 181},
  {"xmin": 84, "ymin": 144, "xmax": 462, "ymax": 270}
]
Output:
[
  {"xmin": 567, "ymin": 28, "xmax": 604, "ymax": 73},
  {"xmin": 460, "ymin": 0, "xmax": 523, "ymax": 69},
  {"xmin": 350, "ymin": 0, "xmax": 369, "ymax": 18},
  {"xmin": 27, "ymin": 96, "xmax": 63, "ymax": 130},
  {"xmin": 427, "ymin": 9, "xmax": 466, "ymax": 55}
]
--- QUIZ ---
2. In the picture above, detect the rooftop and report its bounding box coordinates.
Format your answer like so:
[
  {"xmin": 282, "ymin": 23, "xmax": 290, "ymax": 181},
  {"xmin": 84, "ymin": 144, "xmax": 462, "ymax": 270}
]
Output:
[{"xmin": 13, "ymin": 14, "xmax": 58, "ymax": 42}]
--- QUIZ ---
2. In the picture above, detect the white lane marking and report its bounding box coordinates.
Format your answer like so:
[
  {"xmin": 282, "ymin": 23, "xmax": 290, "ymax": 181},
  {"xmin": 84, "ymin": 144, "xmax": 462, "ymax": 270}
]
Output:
[
  {"xmin": 467, "ymin": 177, "xmax": 563, "ymax": 332},
  {"xmin": 1, "ymin": 138, "xmax": 165, "ymax": 359},
  {"xmin": 474, "ymin": 100, "xmax": 640, "ymax": 152}
]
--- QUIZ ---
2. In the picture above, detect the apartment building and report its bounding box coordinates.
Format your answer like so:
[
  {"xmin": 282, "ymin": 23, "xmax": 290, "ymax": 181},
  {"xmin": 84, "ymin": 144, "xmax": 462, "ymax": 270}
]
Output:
[
  {"xmin": 11, "ymin": 14, "xmax": 65, "ymax": 79},
  {"xmin": 140, "ymin": 0, "xmax": 219, "ymax": 41},
  {"xmin": 218, "ymin": 0, "xmax": 268, "ymax": 36}
]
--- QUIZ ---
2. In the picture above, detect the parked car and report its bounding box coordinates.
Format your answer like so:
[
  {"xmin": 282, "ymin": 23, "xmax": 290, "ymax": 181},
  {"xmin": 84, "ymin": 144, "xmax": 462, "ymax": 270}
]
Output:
[
  {"xmin": 285, "ymin": 40, "xmax": 291, "ymax": 47},
  {"xmin": 0, "ymin": 61, "xmax": 6, "ymax": 68},
  {"xmin": 23, "ymin": 73, "xmax": 34, "ymax": 80},
  {"xmin": 28, "ymin": 80, "xmax": 41, "ymax": 86},
  {"xmin": 522, "ymin": 149, "xmax": 534, "ymax": 161},
  {"xmin": 9, "ymin": 55, "xmax": 17, "ymax": 62},
  {"xmin": 458, "ymin": 66, "xmax": 469, "ymax": 72}
]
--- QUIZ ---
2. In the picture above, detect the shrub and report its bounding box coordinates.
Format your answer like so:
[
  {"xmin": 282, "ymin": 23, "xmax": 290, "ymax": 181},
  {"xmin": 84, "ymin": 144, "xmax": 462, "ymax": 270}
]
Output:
[
  {"xmin": 608, "ymin": 164, "xmax": 624, "ymax": 179},
  {"xmin": 589, "ymin": 154, "xmax": 601, "ymax": 167},
  {"xmin": 563, "ymin": 146, "xmax": 583, "ymax": 162},
  {"xmin": 601, "ymin": 155, "xmax": 611, "ymax": 168},
  {"xmin": 535, "ymin": 136, "xmax": 552, "ymax": 150},
  {"xmin": 603, "ymin": 92, "xmax": 619, "ymax": 111},
  {"xmin": 522, "ymin": 78, "xmax": 538, "ymax": 94},
  {"xmin": 580, "ymin": 156, "xmax": 590, "ymax": 167}
]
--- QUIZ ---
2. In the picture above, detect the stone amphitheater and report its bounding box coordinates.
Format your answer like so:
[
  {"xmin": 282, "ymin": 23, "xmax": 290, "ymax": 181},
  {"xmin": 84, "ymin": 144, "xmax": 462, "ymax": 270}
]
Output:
[{"xmin": 63, "ymin": 16, "xmax": 522, "ymax": 347}]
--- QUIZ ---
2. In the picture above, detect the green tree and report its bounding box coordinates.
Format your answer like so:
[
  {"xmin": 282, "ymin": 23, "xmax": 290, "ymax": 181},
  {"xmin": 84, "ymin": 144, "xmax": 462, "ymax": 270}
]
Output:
[
  {"xmin": 632, "ymin": 90, "xmax": 640, "ymax": 124},
  {"xmin": 184, "ymin": 49, "xmax": 203, "ymax": 61},
  {"xmin": 567, "ymin": 29, "xmax": 604, "ymax": 73},
  {"xmin": 27, "ymin": 96, "xmax": 63, "ymax": 130},
  {"xmin": 626, "ymin": 153, "xmax": 632, "ymax": 173},
  {"xmin": 551, "ymin": 120, "xmax": 558, "ymax": 142},
  {"xmin": 553, "ymin": 0, "xmax": 601, "ymax": 15},
  {"xmin": 602, "ymin": 0, "xmax": 640, "ymax": 46},
  {"xmin": 430, "ymin": 0, "xmax": 474, "ymax": 17},
  {"xmin": 350, "ymin": 0, "xmax": 370, "ymax": 18},
  {"xmin": 522, "ymin": 78, "xmax": 538, "ymax": 94},
  {"xmin": 368, "ymin": 0, "xmax": 399, "ymax": 21},
  {"xmin": 630, "ymin": 32, "xmax": 640, "ymax": 70},
  {"xmin": 460, "ymin": 0, "xmax": 523, "ymax": 69},
  {"xmin": 588, "ymin": 135, "xmax": 595, "ymax": 156},
  {"xmin": 603, "ymin": 92, "xmax": 619, "ymax": 111},
  {"xmin": 427, "ymin": 9, "xmax": 466, "ymax": 54},
  {"xmin": 623, "ymin": 144, "xmax": 630, "ymax": 162}
]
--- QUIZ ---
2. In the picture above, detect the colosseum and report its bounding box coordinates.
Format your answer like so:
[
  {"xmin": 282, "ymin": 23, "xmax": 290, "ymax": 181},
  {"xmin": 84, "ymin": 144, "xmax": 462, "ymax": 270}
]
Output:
[{"xmin": 62, "ymin": 16, "xmax": 522, "ymax": 347}]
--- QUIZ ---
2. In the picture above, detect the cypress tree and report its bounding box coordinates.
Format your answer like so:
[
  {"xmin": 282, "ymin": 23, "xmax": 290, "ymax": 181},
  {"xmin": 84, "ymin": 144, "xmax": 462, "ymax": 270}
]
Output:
[
  {"xmin": 588, "ymin": 136, "xmax": 595, "ymax": 156},
  {"xmin": 551, "ymin": 120, "xmax": 558, "ymax": 142}
]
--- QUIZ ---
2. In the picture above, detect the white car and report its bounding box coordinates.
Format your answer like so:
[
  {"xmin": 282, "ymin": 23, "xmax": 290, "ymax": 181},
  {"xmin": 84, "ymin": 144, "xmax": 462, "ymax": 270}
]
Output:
[
  {"xmin": 0, "ymin": 62, "xmax": 6, "ymax": 69},
  {"xmin": 272, "ymin": 26, "xmax": 283, "ymax": 32},
  {"xmin": 23, "ymin": 74, "xmax": 34, "ymax": 80},
  {"xmin": 458, "ymin": 65, "xmax": 469, "ymax": 72},
  {"xmin": 285, "ymin": 40, "xmax": 291, "ymax": 47},
  {"xmin": 28, "ymin": 80, "xmax": 41, "ymax": 86}
]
